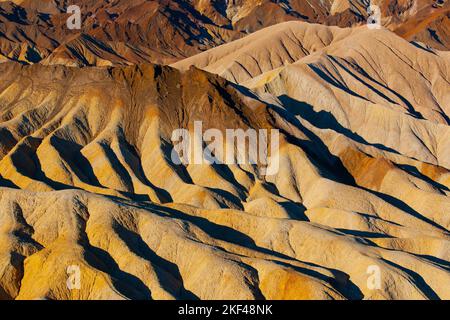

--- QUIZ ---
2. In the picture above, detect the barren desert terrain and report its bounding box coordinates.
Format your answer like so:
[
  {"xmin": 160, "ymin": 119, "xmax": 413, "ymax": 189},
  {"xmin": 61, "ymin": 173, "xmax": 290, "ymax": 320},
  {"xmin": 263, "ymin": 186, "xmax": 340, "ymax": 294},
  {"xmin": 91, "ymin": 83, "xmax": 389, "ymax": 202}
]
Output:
[{"xmin": 0, "ymin": 0, "xmax": 449, "ymax": 300}]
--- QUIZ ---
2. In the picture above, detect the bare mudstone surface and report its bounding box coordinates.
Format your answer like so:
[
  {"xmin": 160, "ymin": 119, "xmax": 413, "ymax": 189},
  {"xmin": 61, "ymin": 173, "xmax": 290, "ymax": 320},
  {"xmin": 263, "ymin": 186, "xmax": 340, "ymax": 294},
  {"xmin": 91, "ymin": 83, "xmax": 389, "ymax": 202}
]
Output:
[
  {"xmin": 0, "ymin": 1, "xmax": 449, "ymax": 300},
  {"xmin": 0, "ymin": 0, "xmax": 449, "ymax": 65}
]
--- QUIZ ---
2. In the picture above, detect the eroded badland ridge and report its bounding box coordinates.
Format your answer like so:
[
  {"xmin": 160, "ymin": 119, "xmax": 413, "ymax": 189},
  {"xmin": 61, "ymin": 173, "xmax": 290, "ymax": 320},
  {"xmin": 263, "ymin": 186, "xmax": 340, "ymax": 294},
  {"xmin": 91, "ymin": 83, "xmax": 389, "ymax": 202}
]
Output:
[
  {"xmin": 0, "ymin": 0, "xmax": 449, "ymax": 300},
  {"xmin": 0, "ymin": 0, "xmax": 449, "ymax": 66}
]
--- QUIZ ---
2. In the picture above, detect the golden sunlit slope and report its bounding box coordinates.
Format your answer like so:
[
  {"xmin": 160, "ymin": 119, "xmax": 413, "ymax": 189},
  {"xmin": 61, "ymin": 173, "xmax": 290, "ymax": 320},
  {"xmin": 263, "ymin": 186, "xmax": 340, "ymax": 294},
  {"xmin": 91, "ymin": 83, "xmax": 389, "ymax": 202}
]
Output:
[
  {"xmin": 173, "ymin": 22, "xmax": 450, "ymax": 228},
  {"xmin": 172, "ymin": 22, "xmax": 359, "ymax": 83},
  {"xmin": 0, "ymin": 26, "xmax": 449, "ymax": 300}
]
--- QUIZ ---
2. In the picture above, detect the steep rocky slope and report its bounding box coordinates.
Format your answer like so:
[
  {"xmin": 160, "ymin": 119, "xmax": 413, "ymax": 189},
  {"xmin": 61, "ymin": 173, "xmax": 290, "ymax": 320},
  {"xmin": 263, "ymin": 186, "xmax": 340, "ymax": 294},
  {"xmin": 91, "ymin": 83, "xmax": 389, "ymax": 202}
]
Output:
[
  {"xmin": 0, "ymin": 19, "xmax": 449, "ymax": 299},
  {"xmin": 0, "ymin": 0, "xmax": 448, "ymax": 66}
]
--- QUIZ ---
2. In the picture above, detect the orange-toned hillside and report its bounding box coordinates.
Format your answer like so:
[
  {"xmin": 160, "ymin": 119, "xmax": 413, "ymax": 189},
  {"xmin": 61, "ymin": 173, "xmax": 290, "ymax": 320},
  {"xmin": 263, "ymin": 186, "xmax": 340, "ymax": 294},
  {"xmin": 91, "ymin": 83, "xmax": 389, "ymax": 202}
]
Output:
[{"xmin": 0, "ymin": 20, "xmax": 449, "ymax": 299}]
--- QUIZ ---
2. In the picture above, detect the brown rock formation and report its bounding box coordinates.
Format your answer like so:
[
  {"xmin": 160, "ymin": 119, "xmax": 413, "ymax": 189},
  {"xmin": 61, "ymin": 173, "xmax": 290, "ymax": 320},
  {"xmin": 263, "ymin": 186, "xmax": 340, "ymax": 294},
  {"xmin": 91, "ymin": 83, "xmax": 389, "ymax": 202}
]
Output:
[
  {"xmin": 0, "ymin": 2, "xmax": 448, "ymax": 301},
  {"xmin": 0, "ymin": 1, "xmax": 448, "ymax": 66}
]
